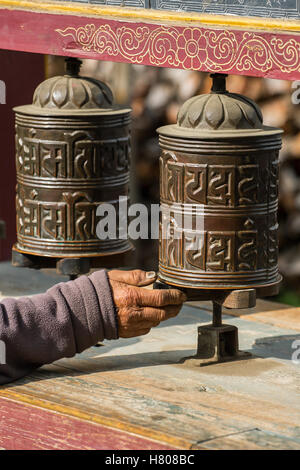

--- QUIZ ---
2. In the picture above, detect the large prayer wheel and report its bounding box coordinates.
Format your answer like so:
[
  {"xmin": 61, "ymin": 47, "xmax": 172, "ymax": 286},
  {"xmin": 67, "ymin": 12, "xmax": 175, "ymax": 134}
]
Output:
[
  {"xmin": 13, "ymin": 58, "xmax": 132, "ymax": 264},
  {"xmin": 157, "ymin": 74, "xmax": 282, "ymax": 290}
]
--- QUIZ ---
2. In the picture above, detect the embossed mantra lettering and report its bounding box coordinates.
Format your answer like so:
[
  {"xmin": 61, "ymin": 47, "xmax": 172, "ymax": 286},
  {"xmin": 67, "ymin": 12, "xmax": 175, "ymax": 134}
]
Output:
[
  {"xmin": 159, "ymin": 151, "xmax": 279, "ymax": 273},
  {"xmin": 16, "ymin": 128, "xmax": 130, "ymax": 243}
]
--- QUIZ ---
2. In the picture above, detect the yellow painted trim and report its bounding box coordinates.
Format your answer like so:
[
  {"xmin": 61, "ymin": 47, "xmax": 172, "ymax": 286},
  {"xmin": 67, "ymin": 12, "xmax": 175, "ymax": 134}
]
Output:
[
  {"xmin": 0, "ymin": 389, "xmax": 191, "ymax": 449},
  {"xmin": 1, "ymin": 0, "xmax": 300, "ymax": 33}
]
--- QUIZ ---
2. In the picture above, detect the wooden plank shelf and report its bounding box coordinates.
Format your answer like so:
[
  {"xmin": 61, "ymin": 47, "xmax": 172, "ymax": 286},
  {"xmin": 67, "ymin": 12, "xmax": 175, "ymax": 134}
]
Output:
[{"xmin": 0, "ymin": 264, "xmax": 299, "ymax": 450}]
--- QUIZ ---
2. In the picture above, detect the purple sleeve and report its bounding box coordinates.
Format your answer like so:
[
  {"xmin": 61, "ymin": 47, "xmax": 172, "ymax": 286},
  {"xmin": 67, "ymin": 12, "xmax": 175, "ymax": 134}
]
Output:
[{"xmin": 0, "ymin": 269, "xmax": 118, "ymax": 385}]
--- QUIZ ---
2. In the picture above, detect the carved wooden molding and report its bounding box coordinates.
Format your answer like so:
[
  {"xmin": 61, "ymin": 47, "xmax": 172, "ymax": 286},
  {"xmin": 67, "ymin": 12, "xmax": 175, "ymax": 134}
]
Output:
[{"xmin": 1, "ymin": 5, "xmax": 300, "ymax": 79}]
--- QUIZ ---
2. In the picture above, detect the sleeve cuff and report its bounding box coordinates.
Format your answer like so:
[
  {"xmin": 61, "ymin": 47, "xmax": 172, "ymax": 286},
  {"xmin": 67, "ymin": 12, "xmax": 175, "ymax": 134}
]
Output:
[{"xmin": 88, "ymin": 270, "xmax": 119, "ymax": 340}]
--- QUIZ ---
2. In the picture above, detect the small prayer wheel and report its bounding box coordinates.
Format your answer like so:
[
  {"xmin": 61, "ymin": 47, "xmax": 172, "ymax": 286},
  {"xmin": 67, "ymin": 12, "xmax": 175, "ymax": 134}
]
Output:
[
  {"xmin": 13, "ymin": 58, "xmax": 132, "ymax": 272},
  {"xmin": 157, "ymin": 74, "xmax": 282, "ymax": 291}
]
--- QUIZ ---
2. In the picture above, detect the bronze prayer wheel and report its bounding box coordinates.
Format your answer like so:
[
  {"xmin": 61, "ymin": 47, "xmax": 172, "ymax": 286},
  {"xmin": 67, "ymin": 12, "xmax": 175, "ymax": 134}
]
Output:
[
  {"xmin": 157, "ymin": 74, "xmax": 282, "ymax": 290},
  {"xmin": 13, "ymin": 58, "xmax": 132, "ymax": 263}
]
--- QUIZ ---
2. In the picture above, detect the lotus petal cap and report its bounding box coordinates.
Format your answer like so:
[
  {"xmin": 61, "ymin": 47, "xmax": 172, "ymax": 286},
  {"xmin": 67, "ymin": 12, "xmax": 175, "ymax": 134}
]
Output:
[
  {"xmin": 158, "ymin": 74, "xmax": 282, "ymax": 139},
  {"xmin": 14, "ymin": 58, "xmax": 130, "ymax": 117},
  {"xmin": 177, "ymin": 91, "xmax": 263, "ymax": 131}
]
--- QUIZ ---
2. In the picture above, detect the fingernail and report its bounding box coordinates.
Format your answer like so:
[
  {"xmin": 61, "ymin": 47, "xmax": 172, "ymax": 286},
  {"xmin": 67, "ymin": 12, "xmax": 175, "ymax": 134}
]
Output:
[{"xmin": 146, "ymin": 271, "xmax": 156, "ymax": 279}]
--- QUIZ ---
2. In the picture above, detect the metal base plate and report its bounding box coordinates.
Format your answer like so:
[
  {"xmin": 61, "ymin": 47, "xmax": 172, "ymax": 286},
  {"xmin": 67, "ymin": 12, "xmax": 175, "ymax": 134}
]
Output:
[
  {"xmin": 181, "ymin": 323, "xmax": 251, "ymax": 367},
  {"xmin": 181, "ymin": 350, "xmax": 252, "ymax": 367}
]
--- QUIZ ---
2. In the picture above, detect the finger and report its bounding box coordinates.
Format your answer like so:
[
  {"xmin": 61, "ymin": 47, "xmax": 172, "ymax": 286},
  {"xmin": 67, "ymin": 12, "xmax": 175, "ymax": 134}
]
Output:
[
  {"xmin": 108, "ymin": 269, "xmax": 157, "ymax": 287},
  {"xmin": 138, "ymin": 328, "xmax": 151, "ymax": 336},
  {"xmin": 134, "ymin": 287, "xmax": 187, "ymax": 307},
  {"xmin": 120, "ymin": 327, "xmax": 151, "ymax": 338},
  {"xmin": 129, "ymin": 318, "xmax": 161, "ymax": 329},
  {"xmin": 142, "ymin": 305, "xmax": 182, "ymax": 323}
]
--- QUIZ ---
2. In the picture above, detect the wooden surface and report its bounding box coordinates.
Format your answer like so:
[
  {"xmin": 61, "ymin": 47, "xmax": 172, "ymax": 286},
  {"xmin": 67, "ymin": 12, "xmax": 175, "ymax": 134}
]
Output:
[
  {"xmin": 1, "ymin": 1, "xmax": 300, "ymax": 80},
  {"xmin": 0, "ymin": 263, "xmax": 299, "ymax": 450},
  {"xmin": 0, "ymin": 396, "xmax": 175, "ymax": 450}
]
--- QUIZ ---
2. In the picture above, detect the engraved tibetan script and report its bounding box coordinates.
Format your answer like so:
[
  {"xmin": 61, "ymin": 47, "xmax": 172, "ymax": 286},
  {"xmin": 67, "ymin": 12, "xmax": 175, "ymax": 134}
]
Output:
[
  {"xmin": 160, "ymin": 153, "xmax": 260, "ymax": 207},
  {"xmin": 16, "ymin": 130, "xmax": 130, "ymax": 179},
  {"xmin": 17, "ymin": 192, "xmax": 105, "ymax": 241},
  {"xmin": 160, "ymin": 226, "xmax": 261, "ymax": 272},
  {"xmin": 206, "ymin": 231, "xmax": 236, "ymax": 271}
]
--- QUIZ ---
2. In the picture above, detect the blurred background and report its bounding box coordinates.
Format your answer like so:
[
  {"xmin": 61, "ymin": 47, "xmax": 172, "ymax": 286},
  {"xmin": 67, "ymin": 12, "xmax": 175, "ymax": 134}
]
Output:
[{"xmin": 2, "ymin": 53, "xmax": 300, "ymax": 305}]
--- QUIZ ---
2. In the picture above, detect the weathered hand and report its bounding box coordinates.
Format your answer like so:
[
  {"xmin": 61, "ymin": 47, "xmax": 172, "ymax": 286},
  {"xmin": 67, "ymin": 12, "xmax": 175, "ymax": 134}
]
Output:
[{"xmin": 108, "ymin": 270, "xmax": 186, "ymax": 338}]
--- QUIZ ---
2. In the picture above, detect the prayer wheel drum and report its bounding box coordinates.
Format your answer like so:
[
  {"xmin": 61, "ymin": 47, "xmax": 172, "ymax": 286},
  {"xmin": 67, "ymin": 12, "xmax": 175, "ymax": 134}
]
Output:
[
  {"xmin": 157, "ymin": 74, "xmax": 282, "ymax": 291},
  {"xmin": 13, "ymin": 58, "xmax": 132, "ymax": 267}
]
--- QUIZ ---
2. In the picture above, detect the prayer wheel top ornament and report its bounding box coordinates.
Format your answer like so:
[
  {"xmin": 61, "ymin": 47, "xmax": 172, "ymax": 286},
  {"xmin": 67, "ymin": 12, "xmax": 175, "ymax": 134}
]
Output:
[
  {"xmin": 157, "ymin": 73, "xmax": 282, "ymax": 290},
  {"xmin": 13, "ymin": 58, "xmax": 131, "ymax": 265}
]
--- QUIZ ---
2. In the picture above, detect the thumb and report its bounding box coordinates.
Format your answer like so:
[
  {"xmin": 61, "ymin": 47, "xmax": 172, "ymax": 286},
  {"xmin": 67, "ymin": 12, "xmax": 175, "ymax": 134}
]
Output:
[{"xmin": 108, "ymin": 269, "xmax": 157, "ymax": 287}]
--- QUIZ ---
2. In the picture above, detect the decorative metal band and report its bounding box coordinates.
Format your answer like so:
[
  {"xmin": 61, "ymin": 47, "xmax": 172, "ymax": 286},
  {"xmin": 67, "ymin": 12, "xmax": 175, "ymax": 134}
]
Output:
[
  {"xmin": 158, "ymin": 135, "xmax": 283, "ymax": 154},
  {"xmin": 17, "ymin": 175, "xmax": 130, "ymax": 189},
  {"xmin": 15, "ymin": 114, "xmax": 131, "ymax": 129},
  {"xmin": 16, "ymin": 235, "xmax": 130, "ymax": 254},
  {"xmin": 158, "ymin": 264, "xmax": 279, "ymax": 288},
  {"xmin": 159, "ymin": 201, "xmax": 278, "ymax": 216},
  {"xmin": 56, "ymin": 23, "xmax": 300, "ymax": 79}
]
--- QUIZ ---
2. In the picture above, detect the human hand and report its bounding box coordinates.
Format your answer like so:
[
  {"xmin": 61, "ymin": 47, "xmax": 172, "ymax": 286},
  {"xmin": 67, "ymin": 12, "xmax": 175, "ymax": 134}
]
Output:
[{"xmin": 108, "ymin": 270, "xmax": 186, "ymax": 338}]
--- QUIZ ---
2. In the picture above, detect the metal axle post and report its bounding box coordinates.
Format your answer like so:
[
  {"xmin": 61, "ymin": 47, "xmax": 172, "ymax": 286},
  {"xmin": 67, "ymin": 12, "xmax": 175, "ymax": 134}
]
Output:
[{"xmin": 212, "ymin": 301, "xmax": 222, "ymax": 327}]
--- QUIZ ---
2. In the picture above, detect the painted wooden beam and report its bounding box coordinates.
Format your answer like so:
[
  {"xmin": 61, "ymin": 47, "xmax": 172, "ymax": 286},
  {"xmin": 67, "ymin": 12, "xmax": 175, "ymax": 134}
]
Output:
[
  {"xmin": 0, "ymin": 396, "xmax": 176, "ymax": 450},
  {"xmin": 0, "ymin": 2, "xmax": 300, "ymax": 79}
]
